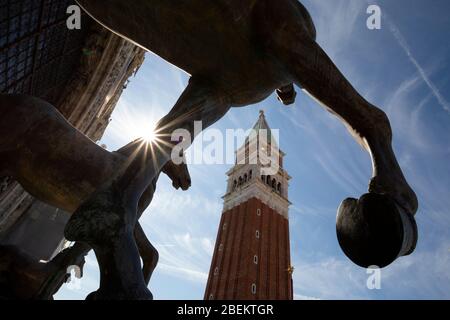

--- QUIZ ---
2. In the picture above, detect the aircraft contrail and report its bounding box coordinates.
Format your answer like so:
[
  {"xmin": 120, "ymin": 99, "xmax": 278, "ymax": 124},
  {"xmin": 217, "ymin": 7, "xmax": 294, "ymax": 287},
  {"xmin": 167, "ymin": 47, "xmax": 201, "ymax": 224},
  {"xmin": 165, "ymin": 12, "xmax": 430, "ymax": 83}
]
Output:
[{"xmin": 386, "ymin": 15, "xmax": 450, "ymax": 114}]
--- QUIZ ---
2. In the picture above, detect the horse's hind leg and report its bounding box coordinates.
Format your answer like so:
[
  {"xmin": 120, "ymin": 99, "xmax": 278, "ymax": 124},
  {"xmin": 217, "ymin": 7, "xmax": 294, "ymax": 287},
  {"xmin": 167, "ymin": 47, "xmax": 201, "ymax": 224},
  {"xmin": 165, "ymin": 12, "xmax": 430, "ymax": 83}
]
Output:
[
  {"xmin": 270, "ymin": 25, "xmax": 418, "ymax": 268},
  {"xmin": 64, "ymin": 184, "xmax": 152, "ymax": 300},
  {"xmin": 64, "ymin": 77, "xmax": 229, "ymax": 299},
  {"xmin": 134, "ymin": 223, "xmax": 158, "ymax": 285},
  {"xmin": 35, "ymin": 223, "xmax": 158, "ymax": 298}
]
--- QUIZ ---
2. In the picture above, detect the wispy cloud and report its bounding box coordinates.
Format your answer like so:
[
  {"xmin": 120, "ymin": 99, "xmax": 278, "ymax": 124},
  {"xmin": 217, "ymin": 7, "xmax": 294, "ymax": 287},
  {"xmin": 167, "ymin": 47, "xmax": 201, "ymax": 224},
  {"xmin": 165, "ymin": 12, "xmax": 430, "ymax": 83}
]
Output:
[
  {"xmin": 292, "ymin": 257, "xmax": 371, "ymax": 300},
  {"xmin": 57, "ymin": 0, "xmax": 450, "ymax": 300},
  {"xmin": 381, "ymin": 242, "xmax": 450, "ymax": 299},
  {"xmin": 304, "ymin": 0, "xmax": 366, "ymax": 56},
  {"xmin": 385, "ymin": 15, "xmax": 450, "ymax": 114},
  {"xmin": 157, "ymin": 263, "xmax": 209, "ymax": 283},
  {"xmin": 279, "ymin": 98, "xmax": 369, "ymax": 195},
  {"xmin": 138, "ymin": 187, "xmax": 221, "ymax": 286},
  {"xmin": 294, "ymin": 294, "xmax": 321, "ymax": 300}
]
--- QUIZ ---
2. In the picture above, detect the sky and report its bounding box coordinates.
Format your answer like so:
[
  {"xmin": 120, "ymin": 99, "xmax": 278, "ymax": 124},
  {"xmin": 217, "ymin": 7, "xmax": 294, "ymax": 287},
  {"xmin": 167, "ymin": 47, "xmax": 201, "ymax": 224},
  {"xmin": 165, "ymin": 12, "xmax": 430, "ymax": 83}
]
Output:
[{"xmin": 56, "ymin": 0, "xmax": 450, "ymax": 300}]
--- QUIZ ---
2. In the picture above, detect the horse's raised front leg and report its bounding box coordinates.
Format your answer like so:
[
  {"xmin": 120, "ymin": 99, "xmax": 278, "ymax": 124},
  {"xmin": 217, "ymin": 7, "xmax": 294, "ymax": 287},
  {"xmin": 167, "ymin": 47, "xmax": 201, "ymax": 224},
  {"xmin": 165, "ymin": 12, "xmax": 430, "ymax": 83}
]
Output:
[
  {"xmin": 269, "ymin": 23, "xmax": 418, "ymax": 268},
  {"xmin": 109, "ymin": 76, "xmax": 231, "ymax": 209},
  {"xmin": 64, "ymin": 77, "xmax": 229, "ymax": 299}
]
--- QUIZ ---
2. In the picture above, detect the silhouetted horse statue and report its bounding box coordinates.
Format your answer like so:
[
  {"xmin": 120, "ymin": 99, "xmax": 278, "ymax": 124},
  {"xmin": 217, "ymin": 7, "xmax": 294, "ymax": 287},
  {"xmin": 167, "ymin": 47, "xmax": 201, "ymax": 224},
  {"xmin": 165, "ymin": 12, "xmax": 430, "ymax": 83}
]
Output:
[
  {"xmin": 2, "ymin": 0, "xmax": 418, "ymax": 299},
  {"xmin": 0, "ymin": 94, "xmax": 191, "ymax": 298}
]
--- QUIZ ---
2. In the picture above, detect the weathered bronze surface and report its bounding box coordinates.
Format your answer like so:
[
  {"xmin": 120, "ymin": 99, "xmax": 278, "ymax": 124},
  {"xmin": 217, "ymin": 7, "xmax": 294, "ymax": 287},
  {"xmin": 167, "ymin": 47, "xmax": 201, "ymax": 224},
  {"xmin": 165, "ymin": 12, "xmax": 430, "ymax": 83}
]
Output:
[
  {"xmin": 0, "ymin": 94, "xmax": 190, "ymax": 299},
  {"xmin": 76, "ymin": 0, "xmax": 418, "ymax": 256},
  {"xmin": 1, "ymin": 0, "xmax": 419, "ymax": 299}
]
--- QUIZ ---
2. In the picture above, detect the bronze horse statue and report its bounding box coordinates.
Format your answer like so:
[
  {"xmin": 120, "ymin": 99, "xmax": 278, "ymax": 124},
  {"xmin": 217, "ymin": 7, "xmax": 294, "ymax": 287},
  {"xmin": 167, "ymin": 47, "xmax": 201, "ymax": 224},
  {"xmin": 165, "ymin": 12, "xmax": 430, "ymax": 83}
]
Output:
[
  {"xmin": 0, "ymin": 94, "xmax": 191, "ymax": 298},
  {"xmin": 66, "ymin": 0, "xmax": 418, "ymax": 299},
  {"xmin": 2, "ymin": 0, "xmax": 419, "ymax": 299}
]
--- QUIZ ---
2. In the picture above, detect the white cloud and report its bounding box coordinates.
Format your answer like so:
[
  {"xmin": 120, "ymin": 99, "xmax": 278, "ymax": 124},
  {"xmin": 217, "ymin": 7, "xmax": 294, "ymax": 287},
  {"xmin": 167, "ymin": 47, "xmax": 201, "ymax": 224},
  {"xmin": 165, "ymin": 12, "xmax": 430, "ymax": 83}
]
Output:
[
  {"xmin": 157, "ymin": 263, "xmax": 209, "ymax": 283},
  {"xmin": 386, "ymin": 19, "xmax": 450, "ymax": 114},
  {"xmin": 137, "ymin": 186, "xmax": 221, "ymax": 287},
  {"xmin": 304, "ymin": 0, "xmax": 366, "ymax": 56},
  {"xmin": 56, "ymin": 1, "xmax": 450, "ymax": 300},
  {"xmin": 294, "ymin": 294, "xmax": 321, "ymax": 300},
  {"xmin": 292, "ymin": 257, "xmax": 370, "ymax": 300}
]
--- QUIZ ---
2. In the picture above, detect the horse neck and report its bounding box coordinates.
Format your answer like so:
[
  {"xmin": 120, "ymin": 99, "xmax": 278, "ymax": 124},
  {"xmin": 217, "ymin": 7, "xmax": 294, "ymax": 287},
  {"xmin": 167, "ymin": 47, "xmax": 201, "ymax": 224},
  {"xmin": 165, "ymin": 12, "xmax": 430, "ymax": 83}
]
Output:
[{"xmin": 115, "ymin": 139, "xmax": 144, "ymax": 158}]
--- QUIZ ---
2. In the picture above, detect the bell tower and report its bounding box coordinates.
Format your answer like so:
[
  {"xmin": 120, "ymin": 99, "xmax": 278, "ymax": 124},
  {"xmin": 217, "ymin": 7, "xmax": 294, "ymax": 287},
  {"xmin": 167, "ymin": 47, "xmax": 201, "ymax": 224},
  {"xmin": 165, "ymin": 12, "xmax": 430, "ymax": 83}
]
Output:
[{"xmin": 204, "ymin": 111, "xmax": 293, "ymax": 300}]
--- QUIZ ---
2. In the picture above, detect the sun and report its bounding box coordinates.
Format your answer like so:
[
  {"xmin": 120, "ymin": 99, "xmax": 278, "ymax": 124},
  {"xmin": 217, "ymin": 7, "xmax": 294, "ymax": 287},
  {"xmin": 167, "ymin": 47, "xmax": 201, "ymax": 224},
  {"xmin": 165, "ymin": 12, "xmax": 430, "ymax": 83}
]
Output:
[
  {"xmin": 106, "ymin": 104, "xmax": 161, "ymax": 145},
  {"xmin": 142, "ymin": 127, "xmax": 158, "ymax": 142}
]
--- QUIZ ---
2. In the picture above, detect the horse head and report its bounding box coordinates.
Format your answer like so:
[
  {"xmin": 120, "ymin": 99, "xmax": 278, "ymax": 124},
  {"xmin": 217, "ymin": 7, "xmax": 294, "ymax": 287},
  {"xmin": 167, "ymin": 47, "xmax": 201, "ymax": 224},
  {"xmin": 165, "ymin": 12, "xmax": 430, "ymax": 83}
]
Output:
[{"xmin": 161, "ymin": 157, "xmax": 191, "ymax": 191}]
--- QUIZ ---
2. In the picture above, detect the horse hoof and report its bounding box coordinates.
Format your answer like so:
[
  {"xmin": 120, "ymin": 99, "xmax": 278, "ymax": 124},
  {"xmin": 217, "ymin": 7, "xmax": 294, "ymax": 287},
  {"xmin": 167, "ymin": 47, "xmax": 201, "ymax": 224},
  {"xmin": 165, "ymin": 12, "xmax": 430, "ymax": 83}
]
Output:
[
  {"xmin": 276, "ymin": 84, "xmax": 297, "ymax": 106},
  {"xmin": 336, "ymin": 193, "xmax": 418, "ymax": 268}
]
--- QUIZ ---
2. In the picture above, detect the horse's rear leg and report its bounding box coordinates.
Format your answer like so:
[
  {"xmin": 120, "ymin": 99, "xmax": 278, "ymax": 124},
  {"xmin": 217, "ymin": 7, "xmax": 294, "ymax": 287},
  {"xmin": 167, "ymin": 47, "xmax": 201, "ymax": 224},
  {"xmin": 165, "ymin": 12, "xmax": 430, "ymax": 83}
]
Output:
[
  {"xmin": 64, "ymin": 77, "xmax": 229, "ymax": 299},
  {"xmin": 65, "ymin": 187, "xmax": 152, "ymax": 300},
  {"xmin": 134, "ymin": 223, "xmax": 158, "ymax": 285},
  {"xmin": 271, "ymin": 29, "xmax": 418, "ymax": 268}
]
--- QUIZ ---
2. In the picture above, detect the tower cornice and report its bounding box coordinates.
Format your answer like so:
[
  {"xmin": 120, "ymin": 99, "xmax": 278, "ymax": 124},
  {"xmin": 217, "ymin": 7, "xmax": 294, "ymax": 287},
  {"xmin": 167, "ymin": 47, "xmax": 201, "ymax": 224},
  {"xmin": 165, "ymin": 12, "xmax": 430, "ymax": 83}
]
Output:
[
  {"xmin": 205, "ymin": 111, "xmax": 293, "ymax": 300},
  {"xmin": 223, "ymin": 180, "xmax": 291, "ymax": 219}
]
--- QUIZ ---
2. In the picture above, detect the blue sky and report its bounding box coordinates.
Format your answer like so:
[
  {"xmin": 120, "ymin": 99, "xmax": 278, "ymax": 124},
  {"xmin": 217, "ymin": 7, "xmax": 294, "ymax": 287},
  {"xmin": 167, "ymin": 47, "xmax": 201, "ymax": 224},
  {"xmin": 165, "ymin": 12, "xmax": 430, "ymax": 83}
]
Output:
[{"xmin": 56, "ymin": 0, "xmax": 450, "ymax": 300}]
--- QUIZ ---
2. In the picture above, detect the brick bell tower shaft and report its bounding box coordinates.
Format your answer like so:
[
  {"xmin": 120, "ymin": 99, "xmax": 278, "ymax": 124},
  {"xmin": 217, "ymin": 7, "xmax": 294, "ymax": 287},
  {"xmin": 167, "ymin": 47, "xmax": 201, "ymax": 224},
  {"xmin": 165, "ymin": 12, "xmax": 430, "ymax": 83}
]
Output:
[{"xmin": 204, "ymin": 111, "xmax": 293, "ymax": 300}]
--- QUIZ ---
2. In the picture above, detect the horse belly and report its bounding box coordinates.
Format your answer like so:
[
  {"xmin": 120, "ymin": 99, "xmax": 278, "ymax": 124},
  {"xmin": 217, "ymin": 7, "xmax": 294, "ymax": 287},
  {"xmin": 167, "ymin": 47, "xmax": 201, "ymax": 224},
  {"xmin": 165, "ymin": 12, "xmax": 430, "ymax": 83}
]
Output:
[
  {"xmin": 77, "ymin": 0, "xmax": 253, "ymax": 74},
  {"xmin": 1, "ymin": 94, "xmax": 119, "ymax": 213}
]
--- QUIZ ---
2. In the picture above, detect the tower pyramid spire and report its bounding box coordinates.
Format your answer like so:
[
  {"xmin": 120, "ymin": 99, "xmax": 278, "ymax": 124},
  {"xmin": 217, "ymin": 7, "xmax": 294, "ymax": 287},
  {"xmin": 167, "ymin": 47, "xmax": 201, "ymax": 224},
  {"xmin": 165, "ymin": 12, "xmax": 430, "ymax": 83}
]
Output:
[{"xmin": 245, "ymin": 109, "xmax": 273, "ymax": 145}]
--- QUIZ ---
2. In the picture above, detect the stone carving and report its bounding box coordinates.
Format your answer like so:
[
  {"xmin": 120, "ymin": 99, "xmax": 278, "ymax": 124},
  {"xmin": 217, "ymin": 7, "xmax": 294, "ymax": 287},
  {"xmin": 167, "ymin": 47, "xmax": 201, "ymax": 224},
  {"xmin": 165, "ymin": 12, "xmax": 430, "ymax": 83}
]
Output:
[{"xmin": 0, "ymin": 0, "xmax": 419, "ymax": 299}]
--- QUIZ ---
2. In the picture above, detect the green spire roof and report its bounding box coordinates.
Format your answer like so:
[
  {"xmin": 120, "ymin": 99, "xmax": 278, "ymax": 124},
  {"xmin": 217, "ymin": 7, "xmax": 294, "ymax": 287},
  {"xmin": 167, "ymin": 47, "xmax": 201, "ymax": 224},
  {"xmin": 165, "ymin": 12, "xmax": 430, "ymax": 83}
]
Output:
[
  {"xmin": 248, "ymin": 110, "xmax": 272, "ymax": 143},
  {"xmin": 253, "ymin": 110, "xmax": 271, "ymax": 131}
]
